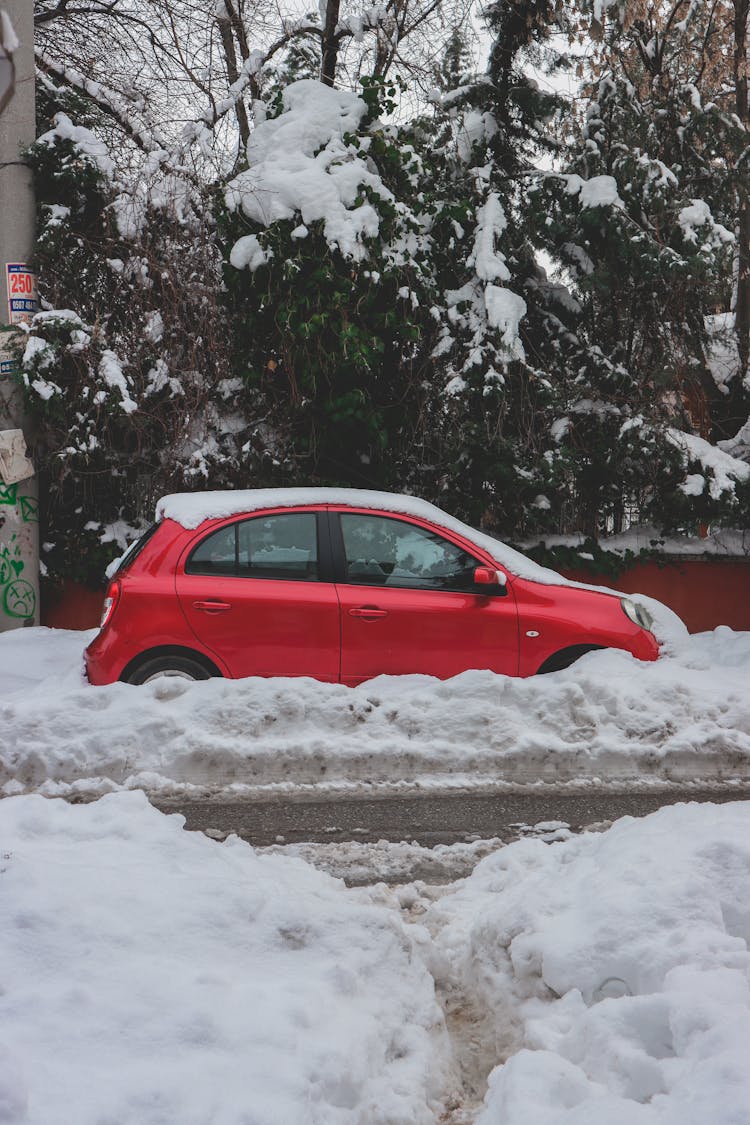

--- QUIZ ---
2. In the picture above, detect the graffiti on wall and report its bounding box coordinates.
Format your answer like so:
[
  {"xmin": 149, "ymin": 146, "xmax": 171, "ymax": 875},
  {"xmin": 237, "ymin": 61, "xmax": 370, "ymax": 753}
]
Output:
[{"xmin": 0, "ymin": 487, "xmax": 38, "ymax": 620}]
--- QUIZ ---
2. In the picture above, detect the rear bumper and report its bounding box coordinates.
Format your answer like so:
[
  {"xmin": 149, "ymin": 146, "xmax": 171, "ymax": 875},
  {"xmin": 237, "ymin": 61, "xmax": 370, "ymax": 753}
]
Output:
[{"xmin": 84, "ymin": 631, "xmax": 118, "ymax": 685}]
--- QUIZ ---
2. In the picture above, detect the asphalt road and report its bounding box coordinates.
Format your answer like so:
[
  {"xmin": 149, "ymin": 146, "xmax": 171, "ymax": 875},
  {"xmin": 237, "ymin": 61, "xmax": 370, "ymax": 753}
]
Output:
[{"xmin": 152, "ymin": 787, "xmax": 750, "ymax": 848}]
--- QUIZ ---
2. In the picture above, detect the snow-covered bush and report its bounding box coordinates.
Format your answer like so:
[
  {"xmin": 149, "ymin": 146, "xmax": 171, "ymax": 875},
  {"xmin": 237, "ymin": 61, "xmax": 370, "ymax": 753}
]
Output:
[{"xmin": 21, "ymin": 88, "xmax": 245, "ymax": 584}]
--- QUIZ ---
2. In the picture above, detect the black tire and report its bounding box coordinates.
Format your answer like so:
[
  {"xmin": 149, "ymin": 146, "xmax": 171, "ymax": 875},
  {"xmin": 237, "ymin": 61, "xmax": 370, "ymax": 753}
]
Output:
[{"xmin": 124, "ymin": 654, "xmax": 213, "ymax": 685}]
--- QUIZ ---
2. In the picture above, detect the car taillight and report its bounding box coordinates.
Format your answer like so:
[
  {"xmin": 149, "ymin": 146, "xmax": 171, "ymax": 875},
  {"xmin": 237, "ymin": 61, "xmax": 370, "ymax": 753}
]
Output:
[{"xmin": 100, "ymin": 579, "xmax": 121, "ymax": 630}]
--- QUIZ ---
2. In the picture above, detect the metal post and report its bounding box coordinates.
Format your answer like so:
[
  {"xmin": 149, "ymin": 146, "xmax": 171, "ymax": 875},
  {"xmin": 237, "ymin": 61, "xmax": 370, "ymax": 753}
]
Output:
[{"xmin": 0, "ymin": 0, "xmax": 39, "ymax": 630}]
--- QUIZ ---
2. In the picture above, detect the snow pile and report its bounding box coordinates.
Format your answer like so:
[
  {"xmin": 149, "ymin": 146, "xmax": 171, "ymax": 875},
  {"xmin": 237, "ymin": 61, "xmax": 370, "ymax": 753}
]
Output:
[
  {"xmin": 427, "ymin": 800, "xmax": 750, "ymax": 1124},
  {"xmin": 262, "ymin": 836, "xmax": 505, "ymax": 888},
  {"xmin": 1, "ymin": 787, "xmax": 749, "ymax": 1123},
  {"xmin": 225, "ymin": 80, "xmax": 392, "ymax": 262},
  {"xmin": 1, "ymin": 627, "xmax": 750, "ymax": 799},
  {"xmin": 0, "ymin": 791, "xmax": 447, "ymax": 1125}
]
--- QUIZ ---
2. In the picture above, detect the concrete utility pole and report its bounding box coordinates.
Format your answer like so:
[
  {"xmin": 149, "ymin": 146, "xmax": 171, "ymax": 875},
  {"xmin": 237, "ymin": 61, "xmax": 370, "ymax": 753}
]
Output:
[{"xmin": 0, "ymin": 0, "xmax": 39, "ymax": 630}]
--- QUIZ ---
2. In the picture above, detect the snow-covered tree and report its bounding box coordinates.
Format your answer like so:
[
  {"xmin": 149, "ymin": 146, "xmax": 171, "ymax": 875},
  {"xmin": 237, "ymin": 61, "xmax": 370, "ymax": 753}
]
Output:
[
  {"xmin": 21, "ymin": 85, "xmax": 242, "ymax": 584},
  {"xmin": 538, "ymin": 0, "xmax": 750, "ymax": 533},
  {"xmin": 220, "ymin": 76, "xmax": 439, "ymax": 487}
]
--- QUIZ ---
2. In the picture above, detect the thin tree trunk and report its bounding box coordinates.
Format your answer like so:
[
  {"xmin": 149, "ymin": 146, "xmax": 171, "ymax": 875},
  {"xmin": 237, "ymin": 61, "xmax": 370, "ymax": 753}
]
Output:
[
  {"xmin": 734, "ymin": 0, "xmax": 750, "ymax": 379},
  {"xmin": 320, "ymin": 0, "xmax": 341, "ymax": 86},
  {"xmin": 216, "ymin": 8, "xmax": 251, "ymax": 152}
]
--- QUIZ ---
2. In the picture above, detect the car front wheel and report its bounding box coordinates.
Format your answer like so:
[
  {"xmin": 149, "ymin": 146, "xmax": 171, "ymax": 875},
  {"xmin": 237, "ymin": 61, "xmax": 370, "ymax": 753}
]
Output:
[{"xmin": 124, "ymin": 654, "xmax": 213, "ymax": 685}]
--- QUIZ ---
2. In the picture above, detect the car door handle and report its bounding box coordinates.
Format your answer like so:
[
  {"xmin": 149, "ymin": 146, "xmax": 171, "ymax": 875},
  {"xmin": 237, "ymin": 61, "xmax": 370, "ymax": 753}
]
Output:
[
  {"xmin": 193, "ymin": 600, "xmax": 232, "ymax": 613},
  {"xmin": 349, "ymin": 606, "xmax": 388, "ymax": 619}
]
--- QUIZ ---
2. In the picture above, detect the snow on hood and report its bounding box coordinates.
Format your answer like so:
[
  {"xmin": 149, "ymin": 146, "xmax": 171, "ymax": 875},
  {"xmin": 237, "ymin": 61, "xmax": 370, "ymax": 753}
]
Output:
[{"xmin": 155, "ymin": 488, "xmax": 687, "ymax": 646}]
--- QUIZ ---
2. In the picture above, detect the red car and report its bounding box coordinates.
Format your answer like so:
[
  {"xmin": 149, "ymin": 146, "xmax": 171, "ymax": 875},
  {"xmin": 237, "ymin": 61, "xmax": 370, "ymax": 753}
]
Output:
[{"xmin": 84, "ymin": 489, "xmax": 659, "ymax": 686}]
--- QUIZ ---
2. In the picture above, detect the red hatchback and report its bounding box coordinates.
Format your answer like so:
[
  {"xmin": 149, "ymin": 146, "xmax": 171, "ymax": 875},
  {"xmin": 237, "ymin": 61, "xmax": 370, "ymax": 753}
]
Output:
[{"xmin": 84, "ymin": 488, "xmax": 659, "ymax": 685}]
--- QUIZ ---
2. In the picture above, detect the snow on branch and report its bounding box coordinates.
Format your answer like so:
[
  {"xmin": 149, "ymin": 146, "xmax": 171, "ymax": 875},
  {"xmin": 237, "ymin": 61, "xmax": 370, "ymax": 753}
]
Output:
[
  {"xmin": 669, "ymin": 428, "xmax": 750, "ymax": 500},
  {"xmin": 35, "ymin": 48, "xmax": 188, "ymax": 177},
  {"xmin": 37, "ymin": 112, "xmax": 114, "ymax": 175},
  {"xmin": 225, "ymin": 80, "xmax": 393, "ymax": 262},
  {"xmin": 558, "ymin": 173, "xmax": 624, "ymax": 210},
  {"xmin": 677, "ymin": 199, "xmax": 734, "ymax": 249},
  {"xmin": 201, "ymin": 48, "xmax": 264, "ymax": 127},
  {"xmin": 468, "ymin": 194, "xmax": 511, "ymax": 283},
  {"xmin": 335, "ymin": 6, "xmax": 388, "ymax": 42}
]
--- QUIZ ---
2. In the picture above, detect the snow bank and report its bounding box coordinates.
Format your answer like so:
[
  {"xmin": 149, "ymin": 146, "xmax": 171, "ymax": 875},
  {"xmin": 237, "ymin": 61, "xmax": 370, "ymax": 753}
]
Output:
[
  {"xmin": 0, "ymin": 791, "xmax": 447, "ymax": 1125},
  {"xmin": 1, "ymin": 785, "xmax": 749, "ymax": 1123},
  {"xmin": 427, "ymin": 800, "xmax": 750, "ymax": 1124},
  {"xmin": 1, "ymin": 627, "xmax": 749, "ymax": 799}
]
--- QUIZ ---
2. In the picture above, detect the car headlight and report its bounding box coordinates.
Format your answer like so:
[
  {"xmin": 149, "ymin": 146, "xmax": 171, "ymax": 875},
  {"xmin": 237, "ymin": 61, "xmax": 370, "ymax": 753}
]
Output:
[{"xmin": 620, "ymin": 597, "xmax": 654, "ymax": 631}]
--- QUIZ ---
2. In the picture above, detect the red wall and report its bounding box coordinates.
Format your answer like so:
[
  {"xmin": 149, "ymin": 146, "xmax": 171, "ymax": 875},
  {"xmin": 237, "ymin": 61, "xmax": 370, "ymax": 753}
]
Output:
[
  {"xmin": 41, "ymin": 557, "xmax": 750, "ymax": 634},
  {"xmin": 42, "ymin": 581, "xmax": 104, "ymax": 631}
]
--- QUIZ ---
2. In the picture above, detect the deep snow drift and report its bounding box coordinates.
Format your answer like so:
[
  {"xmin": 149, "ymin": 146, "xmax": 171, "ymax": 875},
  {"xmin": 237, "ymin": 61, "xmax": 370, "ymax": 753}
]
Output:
[
  {"xmin": 0, "ymin": 792, "xmax": 448, "ymax": 1125},
  {"xmin": 1, "ymin": 793, "xmax": 749, "ymax": 1123},
  {"xmin": 1, "ymin": 626, "xmax": 750, "ymax": 798},
  {"xmin": 425, "ymin": 799, "xmax": 750, "ymax": 1124}
]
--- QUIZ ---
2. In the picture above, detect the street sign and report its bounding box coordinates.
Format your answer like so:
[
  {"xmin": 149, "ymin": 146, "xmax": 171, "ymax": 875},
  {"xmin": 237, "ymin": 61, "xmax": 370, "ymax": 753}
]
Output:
[
  {"xmin": 0, "ymin": 332, "xmax": 18, "ymax": 379},
  {"xmin": 5, "ymin": 262, "xmax": 37, "ymax": 326}
]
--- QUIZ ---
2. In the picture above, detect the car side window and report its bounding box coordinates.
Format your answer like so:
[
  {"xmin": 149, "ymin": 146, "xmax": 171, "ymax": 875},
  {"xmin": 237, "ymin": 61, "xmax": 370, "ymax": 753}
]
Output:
[
  {"xmin": 186, "ymin": 524, "xmax": 237, "ymax": 576},
  {"xmin": 186, "ymin": 513, "xmax": 319, "ymax": 580},
  {"xmin": 339, "ymin": 513, "xmax": 479, "ymax": 590}
]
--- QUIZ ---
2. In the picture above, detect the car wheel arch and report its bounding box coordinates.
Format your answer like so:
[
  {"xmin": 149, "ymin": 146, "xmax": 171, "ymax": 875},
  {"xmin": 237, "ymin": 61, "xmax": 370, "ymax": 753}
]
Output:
[
  {"xmin": 119, "ymin": 645, "xmax": 224, "ymax": 684},
  {"xmin": 535, "ymin": 644, "xmax": 605, "ymax": 675}
]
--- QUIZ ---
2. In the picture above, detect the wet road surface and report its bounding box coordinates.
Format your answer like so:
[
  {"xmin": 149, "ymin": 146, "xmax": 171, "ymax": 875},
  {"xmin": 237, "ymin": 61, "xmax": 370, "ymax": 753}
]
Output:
[{"xmin": 153, "ymin": 787, "xmax": 750, "ymax": 848}]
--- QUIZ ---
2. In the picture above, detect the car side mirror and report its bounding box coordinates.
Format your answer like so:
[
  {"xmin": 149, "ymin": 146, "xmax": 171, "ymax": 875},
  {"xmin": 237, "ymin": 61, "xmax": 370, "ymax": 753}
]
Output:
[{"xmin": 473, "ymin": 566, "xmax": 508, "ymax": 595}]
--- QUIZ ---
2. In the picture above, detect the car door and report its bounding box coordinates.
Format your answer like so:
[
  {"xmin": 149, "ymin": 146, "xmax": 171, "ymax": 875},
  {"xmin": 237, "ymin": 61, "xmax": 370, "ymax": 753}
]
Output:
[
  {"xmin": 175, "ymin": 509, "xmax": 340, "ymax": 680},
  {"xmin": 331, "ymin": 509, "xmax": 519, "ymax": 684}
]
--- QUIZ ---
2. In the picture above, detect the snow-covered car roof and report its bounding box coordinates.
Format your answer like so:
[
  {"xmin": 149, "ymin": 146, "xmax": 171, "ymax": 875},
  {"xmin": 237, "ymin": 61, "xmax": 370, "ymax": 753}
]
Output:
[
  {"xmin": 155, "ymin": 488, "xmax": 687, "ymax": 647},
  {"xmin": 156, "ymin": 487, "xmax": 559, "ymax": 583}
]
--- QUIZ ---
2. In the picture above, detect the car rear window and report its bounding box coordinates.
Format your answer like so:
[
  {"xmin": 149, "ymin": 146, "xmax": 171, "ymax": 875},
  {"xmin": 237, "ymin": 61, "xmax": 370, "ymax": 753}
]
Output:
[{"xmin": 112, "ymin": 522, "xmax": 160, "ymax": 575}]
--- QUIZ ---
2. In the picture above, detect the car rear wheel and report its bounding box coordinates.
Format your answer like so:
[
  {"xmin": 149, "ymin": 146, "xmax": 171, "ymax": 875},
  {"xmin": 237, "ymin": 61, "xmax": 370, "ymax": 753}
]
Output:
[{"xmin": 124, "ymin": 654, "xmax": 213, "ymax": 685}]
